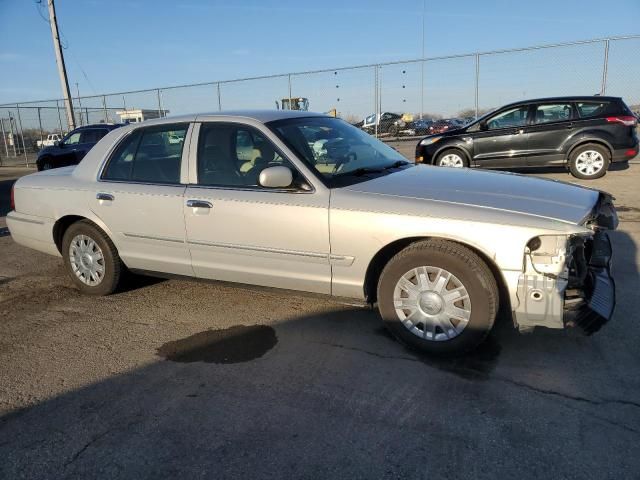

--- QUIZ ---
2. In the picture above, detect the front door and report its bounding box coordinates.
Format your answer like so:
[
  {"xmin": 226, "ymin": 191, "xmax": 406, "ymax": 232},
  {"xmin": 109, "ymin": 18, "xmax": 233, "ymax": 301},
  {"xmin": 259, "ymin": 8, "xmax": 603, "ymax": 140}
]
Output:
[
  {"xmin": 184, "ymin": 122, "xmax": 331, "ymax": 294},
  {"xmin": 526, "ymin": 102, "xmax": 576, "ymax": 166},
  {"xmin": 471, "ymin": 104, "xmax": 531, "ymax": 168},
  {"xmin": 91, "ymin": 123, "xmax": 192, "ymax": 276}
]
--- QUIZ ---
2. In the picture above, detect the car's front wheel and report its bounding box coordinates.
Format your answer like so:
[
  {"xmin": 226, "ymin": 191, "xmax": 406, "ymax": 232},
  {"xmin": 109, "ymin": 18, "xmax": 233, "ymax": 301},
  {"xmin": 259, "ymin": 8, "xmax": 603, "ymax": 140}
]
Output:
[
  {"xmin": 39, "ymin": 157, "xmax": 53, "ymax": 171},
  {"xmin": 377, "ymin": 239, "xmax": 498, "ymax": 356},
  {"xmin": 62, "ymin": 220, "xmax": 124, "ymax": 295},
  {"xmin": 568, "ymin": 144, "xmax": 610, "ymax": 179},
  {"xmin": 435, "ymin": 149, "xmax": 467, "ymax": 168}
]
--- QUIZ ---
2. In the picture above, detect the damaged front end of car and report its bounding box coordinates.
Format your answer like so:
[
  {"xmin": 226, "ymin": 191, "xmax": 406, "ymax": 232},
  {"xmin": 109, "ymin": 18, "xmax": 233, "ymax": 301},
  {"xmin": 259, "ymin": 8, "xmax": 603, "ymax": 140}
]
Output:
[{"xmin": 515, "ymin": 192, "xmax": 618, "ymax": 334}]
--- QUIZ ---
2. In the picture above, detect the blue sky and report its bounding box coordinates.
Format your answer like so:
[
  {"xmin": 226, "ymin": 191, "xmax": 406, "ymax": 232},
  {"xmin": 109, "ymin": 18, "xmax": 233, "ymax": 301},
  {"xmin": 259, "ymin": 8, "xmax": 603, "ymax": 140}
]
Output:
[{"xmin": 0, "ymin": 0, "xmax": 639, "ymax": 118}]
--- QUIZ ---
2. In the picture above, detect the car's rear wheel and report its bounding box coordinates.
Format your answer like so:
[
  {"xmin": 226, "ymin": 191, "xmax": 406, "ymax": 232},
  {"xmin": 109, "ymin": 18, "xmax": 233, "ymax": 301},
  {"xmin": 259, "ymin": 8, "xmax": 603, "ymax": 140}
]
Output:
[
  {"xmin": 435, "ymin": 149, "xmax": 467, "ymax": 168},
  {"xmin": 377, "ymin": 239, "xmax": 498, "ymax": 356},
  {"xmin": 62, "ymin": 220, "xmax": 123, "ymax": 295},
  {"xmin": 569, "ymin": 144, "xmax": 610, "ymax": 179}
]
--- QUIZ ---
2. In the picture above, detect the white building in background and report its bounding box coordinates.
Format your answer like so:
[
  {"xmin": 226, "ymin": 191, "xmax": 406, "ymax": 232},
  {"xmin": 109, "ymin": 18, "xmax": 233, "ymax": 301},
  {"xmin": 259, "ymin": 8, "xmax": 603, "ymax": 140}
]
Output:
[{"xmin": 116, "ymin": 109, "xmax": 169, "ymax": 124}]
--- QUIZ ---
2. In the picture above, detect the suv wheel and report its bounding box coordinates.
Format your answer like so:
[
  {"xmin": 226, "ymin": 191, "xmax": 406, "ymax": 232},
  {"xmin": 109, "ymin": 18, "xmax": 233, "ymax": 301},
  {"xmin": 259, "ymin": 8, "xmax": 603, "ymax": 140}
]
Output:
[
  {"xmin": 569, "ymin": 144, "xmax": 610, "ymax": 179},
  {"xmin": 62, "ymin": 220, "xmax": 124, "ymax": 295},
  {"xmin": 40, "ymin": 157, "xmax": 53, "ymax": 171},
  {"xmin": 435, "ymin": 150, "xmax": 467, "ymax": 168},
  {"xmin": 377, "ymin": 239, "xmax": 498, "ymax": 356}
]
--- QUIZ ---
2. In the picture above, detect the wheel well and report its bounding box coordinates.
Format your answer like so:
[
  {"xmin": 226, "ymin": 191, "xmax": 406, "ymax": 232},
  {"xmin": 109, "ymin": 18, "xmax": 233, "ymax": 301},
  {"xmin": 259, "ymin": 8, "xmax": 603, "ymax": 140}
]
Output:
[
  {"xmin": 363, "ymin": 237, "xmax": 511, "ymax": 316},
  {"xmin": 52, "ymin": 215, "xmax": 88, "ymax": 253},
  {"xmin": 433, "ymin": 147, "xmax": 470, "ymax": 166},
  {"xmin": 567, "ymin": 140, "xmax": 613, "ymax": 161}
]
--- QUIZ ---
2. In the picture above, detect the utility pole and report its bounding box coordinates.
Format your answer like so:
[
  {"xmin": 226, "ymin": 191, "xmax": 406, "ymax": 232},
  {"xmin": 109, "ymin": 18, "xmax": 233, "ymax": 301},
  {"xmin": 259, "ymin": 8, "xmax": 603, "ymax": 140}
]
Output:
[{"xmin": 47, "ymin": 0, "xmax": 75, "ymax": 130}]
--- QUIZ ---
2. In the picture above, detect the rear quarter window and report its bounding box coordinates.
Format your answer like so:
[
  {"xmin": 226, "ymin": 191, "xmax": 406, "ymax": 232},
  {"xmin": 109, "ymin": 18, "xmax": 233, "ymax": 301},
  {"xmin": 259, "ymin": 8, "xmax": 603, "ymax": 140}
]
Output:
[{"xmin": 576, "ymin": 101, "xmax": 610, "ymax": 118}]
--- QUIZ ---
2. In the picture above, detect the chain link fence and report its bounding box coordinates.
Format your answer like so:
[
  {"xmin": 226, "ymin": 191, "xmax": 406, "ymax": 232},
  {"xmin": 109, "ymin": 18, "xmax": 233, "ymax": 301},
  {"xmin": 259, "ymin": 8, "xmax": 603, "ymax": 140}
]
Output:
[{"xmin": 1, "ymin": 35, "xmax": 638, "ymax": 166}]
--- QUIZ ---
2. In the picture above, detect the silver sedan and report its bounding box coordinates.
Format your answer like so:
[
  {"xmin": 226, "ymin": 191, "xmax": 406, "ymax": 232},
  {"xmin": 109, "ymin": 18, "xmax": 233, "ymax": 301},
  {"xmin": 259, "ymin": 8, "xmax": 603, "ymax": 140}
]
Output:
[{"xmin": 7, "ymin": 110, "xmax": 617, "ymax": 355}]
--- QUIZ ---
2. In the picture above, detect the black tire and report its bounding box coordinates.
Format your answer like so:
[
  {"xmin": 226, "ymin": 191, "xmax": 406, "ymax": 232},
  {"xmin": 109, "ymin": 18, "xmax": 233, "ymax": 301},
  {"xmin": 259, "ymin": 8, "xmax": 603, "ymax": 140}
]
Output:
[
  {"xmin": 389, "ymin": 124, "xmax": 399, "ymax": 136},
  {"xmin": 377, "ymin": 239, "xmax": 498, "ymax": 356},
  {"xmin": 61, "ymin": 220, "xmax": 124, "ymax": 295},
  {"xmin": 568, "ymin": 143, "xmax": 610, "ymax": 179},
  {"xmin": 434, "ymin": 149, "xmax": 468, "ymax": 168},
  {"xmin": 39, "ymin": 157, "xmax": 53, "ymax": 171}
]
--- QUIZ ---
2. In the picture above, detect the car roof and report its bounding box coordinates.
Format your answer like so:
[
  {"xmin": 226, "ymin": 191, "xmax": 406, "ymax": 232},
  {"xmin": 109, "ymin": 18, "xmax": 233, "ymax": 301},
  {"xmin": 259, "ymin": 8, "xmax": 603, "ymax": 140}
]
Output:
[
  {"xmin": 72, "ymin": 123, "xmax": 123, "ymax": 131},
  {"xmin": 135, "ymin": 110, "xmax": 329, "ymax": 127},
  {"xmin": 503, "ymin": 96, "xmax": 621, "ymax": 108}
]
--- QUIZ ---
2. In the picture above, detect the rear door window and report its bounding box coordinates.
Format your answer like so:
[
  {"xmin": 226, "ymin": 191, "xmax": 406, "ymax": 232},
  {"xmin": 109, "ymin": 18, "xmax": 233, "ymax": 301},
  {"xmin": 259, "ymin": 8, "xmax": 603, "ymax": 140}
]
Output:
[
  {"xmin": 102, "ymin": 124, "xmax": 188, "ymax": 184},
  {"xmin": 532, "ymin": 103, "xmax": 573, "ymax": 124}
]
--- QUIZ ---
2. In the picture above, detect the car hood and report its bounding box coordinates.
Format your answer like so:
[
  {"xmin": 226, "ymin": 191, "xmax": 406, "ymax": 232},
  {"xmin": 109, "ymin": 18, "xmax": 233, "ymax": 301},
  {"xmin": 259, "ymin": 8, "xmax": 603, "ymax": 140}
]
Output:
[{"xmin": 344, "ymin": 165, "xmax": 600, "ymax": 225}]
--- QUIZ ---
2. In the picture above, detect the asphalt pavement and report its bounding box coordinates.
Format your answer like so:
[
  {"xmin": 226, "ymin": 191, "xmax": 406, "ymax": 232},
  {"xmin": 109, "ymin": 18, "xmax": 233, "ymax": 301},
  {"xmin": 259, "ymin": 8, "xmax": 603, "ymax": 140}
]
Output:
[{"xmin": 0, "ymin": 164, "xmax": 639, "ymax": 479}]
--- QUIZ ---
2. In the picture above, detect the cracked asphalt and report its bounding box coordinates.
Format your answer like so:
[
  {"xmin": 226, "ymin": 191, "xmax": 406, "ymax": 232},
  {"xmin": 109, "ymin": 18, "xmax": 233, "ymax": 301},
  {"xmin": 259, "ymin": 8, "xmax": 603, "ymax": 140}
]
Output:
[{"xmin": 1, "ymin": 163, "xmax": 639, "ymax": 479}]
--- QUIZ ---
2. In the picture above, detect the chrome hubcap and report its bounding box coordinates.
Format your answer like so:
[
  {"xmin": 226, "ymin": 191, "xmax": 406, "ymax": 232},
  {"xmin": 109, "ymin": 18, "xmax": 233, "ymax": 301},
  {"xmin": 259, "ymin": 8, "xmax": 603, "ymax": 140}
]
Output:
[
  {"xmin": 69, "ymin": 234, "xmax": 105, "ymax": 286},
  {"xmin": 575, "ymin": 150, "xmax": 604, "ymax": 176},
  {"xmin": 438, "ymin": 154, "xmax": 464, "ymax": 167},
  {"xmin": 393, "ymin": 266, "xmax": 471, "ymax": 341}
]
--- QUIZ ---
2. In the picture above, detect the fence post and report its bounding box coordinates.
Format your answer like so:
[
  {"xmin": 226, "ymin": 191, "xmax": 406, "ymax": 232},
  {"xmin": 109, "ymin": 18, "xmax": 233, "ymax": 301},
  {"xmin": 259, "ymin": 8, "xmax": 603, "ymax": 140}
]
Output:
[
  {"xmin": 600, "ymin": 39, "xmax": 610, "ymax": 95},
  {"xmin": 37, "ymin": 107, "xmax": 44, "ymax": 145},
  {"xmin": 0, "ymin": 118, "xmax": 8, "ymax": 159},
  {"xmin": 15, "ymin": 105, "xmax": 28, "ymax": 165},
  {"xmin": 474, "ymin": 53, "xmax": 480, "ymax": 119},
  {"xmin": 8, "ymin": 112, "xmax": 16, "ymax": 157},
  {"xmin": 288, "ymin": 74, "xmax": 292, "ymax": 109},
  {"xmin": 373, "ymin": 65, "xmax": 378, "ymax": 138},
  {"xmin": 56, "ymin": 100, "xmax": 64, "ymax": 134},
  {"xmin": 102, "ymin": 96, "xmax": 108, "ymax": 123},
  {"xmin": 157, "ymin": 89, "xmax": 163, "ymax": 118},
  {"xmin": 217, "ymin": 83, "xmax": 222, "ymax": 111}
]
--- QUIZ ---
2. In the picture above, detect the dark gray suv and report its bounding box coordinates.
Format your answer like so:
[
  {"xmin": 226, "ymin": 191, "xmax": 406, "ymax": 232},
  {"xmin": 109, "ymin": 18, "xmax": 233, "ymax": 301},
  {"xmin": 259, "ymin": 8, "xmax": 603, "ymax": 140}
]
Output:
[{"xmin": 415, "ymin": 96, "xmax": 639, "ymax": 179}]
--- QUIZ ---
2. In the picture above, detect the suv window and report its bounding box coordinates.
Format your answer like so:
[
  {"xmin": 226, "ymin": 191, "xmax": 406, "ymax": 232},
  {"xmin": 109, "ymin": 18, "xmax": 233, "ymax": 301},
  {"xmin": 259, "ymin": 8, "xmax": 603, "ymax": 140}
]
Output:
[
  {"xmin": 64, "ymin": 132, "xmax": 81, "ymax": 146},
  {"xmin": 80, "ymin": 129, "xmax": 109, "ymax": 144},
  {"xmin": 197, "ymin": 123, "xmax": 299, "ymax": 189},
  {"xmin": 486, "ymin": 106, "xmax": 529, "ymax": 130},
  {"xmin": 577, "ymin": 101, "xmax": 610, "ymax": 118},
  {"xmin": 102, "ymin": 124, "xmax": 187, "ymax": 184},
  {"xmin": 532, "ymin": 103, "xmax": 573, "ymax": 124}
]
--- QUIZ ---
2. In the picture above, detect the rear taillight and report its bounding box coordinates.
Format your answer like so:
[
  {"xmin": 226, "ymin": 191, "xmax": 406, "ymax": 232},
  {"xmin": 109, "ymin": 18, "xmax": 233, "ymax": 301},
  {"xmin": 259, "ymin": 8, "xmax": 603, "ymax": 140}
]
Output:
[
  {"xmin": 10, "ymin": 183, "xmax": 15, "ymax": 211},
  {"xmin": 606, "ymin": 115, "xmax": 638, "ymax": 127}
]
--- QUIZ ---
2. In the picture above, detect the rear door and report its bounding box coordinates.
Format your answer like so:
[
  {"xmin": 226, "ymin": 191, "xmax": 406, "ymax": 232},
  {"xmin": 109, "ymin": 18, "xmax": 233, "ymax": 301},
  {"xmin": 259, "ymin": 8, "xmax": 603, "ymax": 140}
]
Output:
[
  {"xmin": 471, "ymin": 104, "xmax": 531, "ymax": 168},
  {"xmin": 91, "ymin": 123, "xmax": 192, "ymax": 276},
  {"xmin": 526, "ymin": 102, "xmax": 576, "ymax": 166}
]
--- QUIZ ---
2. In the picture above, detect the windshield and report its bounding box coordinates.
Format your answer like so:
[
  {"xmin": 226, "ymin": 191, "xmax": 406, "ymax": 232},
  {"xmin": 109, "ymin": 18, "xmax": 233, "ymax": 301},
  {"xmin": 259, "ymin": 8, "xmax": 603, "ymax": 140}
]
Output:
[{"xmin": 268, "ymin": 116, "xmax": 410, "ymax": 186}]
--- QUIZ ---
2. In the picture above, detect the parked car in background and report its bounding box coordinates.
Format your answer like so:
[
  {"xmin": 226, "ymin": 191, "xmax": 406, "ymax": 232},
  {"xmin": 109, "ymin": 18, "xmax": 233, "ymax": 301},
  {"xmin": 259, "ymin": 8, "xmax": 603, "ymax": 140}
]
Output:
[
  {"xmin": 416, "ymin": 96, "xmax": 639, "ymax": 179},
  {"xmin": 427, "ymin": 119, "xmax": 463, "ymax": 134},
  {"xmin": 410, "ymin": 118, "xmax": 434, "ymax": 135},
  {"xmin": 36, "ymin": 133, "xmax": 62, "ymax": 149},
  {"xmin": 357, "ymin": 112, "xmax": 406, "ymax": 135},
  {"xmin": 8, "ymin": 110, "xmax": 617, "ymax": 356},
  {"xmin": 36, "ymin": 124, "xmax": 124, "ymax": 171}
]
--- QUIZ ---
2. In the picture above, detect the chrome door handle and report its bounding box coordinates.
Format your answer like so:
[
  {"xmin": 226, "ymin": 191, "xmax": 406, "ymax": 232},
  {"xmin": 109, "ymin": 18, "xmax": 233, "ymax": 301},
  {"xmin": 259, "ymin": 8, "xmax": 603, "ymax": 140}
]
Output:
[
  {"xmin": 96, "ymin": 193, "xmax": 114, "ymax": 201},
  {"xmin": 186, "ymin": 200, "xmax": 213, "ymax": 208}
]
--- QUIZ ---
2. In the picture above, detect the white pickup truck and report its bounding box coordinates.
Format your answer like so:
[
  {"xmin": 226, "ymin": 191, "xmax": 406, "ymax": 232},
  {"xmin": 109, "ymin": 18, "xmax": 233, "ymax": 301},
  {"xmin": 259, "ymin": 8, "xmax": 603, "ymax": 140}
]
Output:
[{"xmin": 37, "ymin": 133, "xmax": 62, "ymax": 149}]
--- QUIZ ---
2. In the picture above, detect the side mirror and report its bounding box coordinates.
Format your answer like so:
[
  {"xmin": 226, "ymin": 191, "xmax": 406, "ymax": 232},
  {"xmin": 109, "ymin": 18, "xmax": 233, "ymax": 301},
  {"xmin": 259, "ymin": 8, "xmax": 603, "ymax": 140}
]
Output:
[
  {"xmin": 479, "ymin": 121, "xmax": 488, "ymax": 131},
  {"xmin": 259, "ymin": 166, "xmax": 293, "ymax": 189}
]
